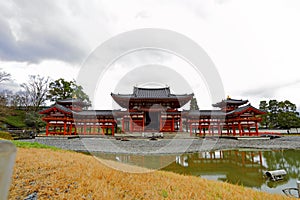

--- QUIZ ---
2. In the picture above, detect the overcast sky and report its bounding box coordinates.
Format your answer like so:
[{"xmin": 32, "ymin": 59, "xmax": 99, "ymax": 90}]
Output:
[{"xmin": 0, "ymin": 0, "xmax": 299, "ymax": 110}]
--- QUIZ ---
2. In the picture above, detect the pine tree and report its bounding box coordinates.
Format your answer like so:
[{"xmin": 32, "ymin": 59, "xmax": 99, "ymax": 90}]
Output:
[{"xmin": 190, "ymin": 97, "xmax": 199, "ymax": 110}]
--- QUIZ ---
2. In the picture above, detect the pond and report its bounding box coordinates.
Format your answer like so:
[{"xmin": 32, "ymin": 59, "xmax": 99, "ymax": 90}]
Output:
[{"xmin": 92, "ymin": 149, "xmax": 300, "ymax": 195}]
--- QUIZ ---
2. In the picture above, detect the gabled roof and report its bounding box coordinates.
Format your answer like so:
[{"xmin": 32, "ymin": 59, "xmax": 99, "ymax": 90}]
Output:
[
  {"xmin": 227, "ymin": 104, "xmax": 266, "ymax": 115},
  {"xmin": 111, "ymin": 86, "xmax": 194, "ymax": 108},
  {"xmin": 133, "ymin": 87, "xmax": 171, "ymax": 98},
  {"xmin": 112, "ymin": 87, "xmax": 193, "ymax": 99},
  {"xmin": 212, "ymin": 98, "xmax": 248, "ymax": 108},
  {"xmin": 39, "ymin": 104, "xmax": 74, "ymax": 115},
  {"xmin": 74, "ymin": 110, "xmax": 114, "ymax": 116},
  {"xmin": 57, "ymin": 98, "xmax": 89, "ymax": 107}
]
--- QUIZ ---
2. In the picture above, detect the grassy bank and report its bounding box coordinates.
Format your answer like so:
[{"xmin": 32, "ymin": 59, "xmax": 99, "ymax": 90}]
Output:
[
  {"xmin": 9, "ymin": 148, "xmax": 293, "ymax": 200},
  {"xmin": 0, "ymin": 131, "xmax": 13, "ymax": 140},
  {"xmin": 0, "ymin": 109, "xmax": 26, "ymax": 128},
  {"xmin": 11, "ymin": 140, "xmax": 61, "ymax": 150}
]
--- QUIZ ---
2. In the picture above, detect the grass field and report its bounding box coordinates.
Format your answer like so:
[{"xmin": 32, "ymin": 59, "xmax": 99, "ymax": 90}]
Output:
[{"xmin": 9, "ymin": 147, "xmax": 294, "ymax": 200}]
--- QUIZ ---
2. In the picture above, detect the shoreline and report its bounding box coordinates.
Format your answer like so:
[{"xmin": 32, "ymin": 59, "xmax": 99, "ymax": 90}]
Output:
[{"xmin": 22, "ymin": 135, "xmax": 300, "ymax": 155}]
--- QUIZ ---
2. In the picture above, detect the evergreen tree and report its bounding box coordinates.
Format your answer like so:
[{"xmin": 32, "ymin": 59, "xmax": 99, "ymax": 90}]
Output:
[
  {"xmin": 189, "ymin": 97, "xmax": 199, "ymax": 110},
  {"xmin": 259, "ymin": 100, "xmax": 269, "ymax": 128},
  {"xmin": 47, "ymin": 78, "xmax": 91, "ymax": 106},
  {"xmin": 259, "ymin": 99, "xmax": 300, "ymax": 130}
]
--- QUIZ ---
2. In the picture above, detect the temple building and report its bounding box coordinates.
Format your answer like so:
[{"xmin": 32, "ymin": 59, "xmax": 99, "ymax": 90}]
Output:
[
  {"xmin": 111, "ymin": 87, "xmax": 193, "ymax": 132},
  {"xmin": 39, "ymin": 86, "xmax": 266, "ymax": 136},
  {"xmin": 185, "ymin": 97, "xmax": 266, "ymax": 136}
]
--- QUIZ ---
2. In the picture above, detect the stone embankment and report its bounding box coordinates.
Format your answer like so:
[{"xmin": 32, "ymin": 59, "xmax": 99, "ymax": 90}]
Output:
[{"xmin": 22, "ymin": 134, "xmax": 300, "ymax": 154}]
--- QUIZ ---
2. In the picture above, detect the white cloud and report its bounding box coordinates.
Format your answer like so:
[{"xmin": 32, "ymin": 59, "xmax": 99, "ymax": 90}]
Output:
[{"xmin": 0, "ymin": 0, "xmax": 299, "ymax": 110}]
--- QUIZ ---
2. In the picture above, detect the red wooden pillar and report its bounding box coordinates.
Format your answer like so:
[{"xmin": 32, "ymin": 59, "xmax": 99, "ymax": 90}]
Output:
[
  {"xmin": 199, "ymin": 124, "xmax": 202, "ymax": 136},
  {"xmin": 226, "ymin": 123, "xmax": 229, "ymax": 135},
  {"xmin": 101, "ymin": 125, "xmax": 104, "ymax": 135},
  {"xmin": 160, "ymin": 116, "xmax": 162, "ymax": 131},
  {"xmin": 142, "ymin": 116, "xmax": 145, "ymax": 132},
  {"xmin": 171, "ymin": 116, "xmax": 175, "ymax": 132},
  {"xmin": 189, "ymin": 123, "xmax": 192, "ymax": 136},
  {"xmin": 46, "ymin": 123, "xmax": 49, "ymax": 136},
  {"xmin": 232, "ymin": 123, "xmax": 236, "ymax": 136},
  {"xmin": 217, "ymin": 121, "xmax": 221, "ymax": 136},
  {"xmin": 69, "ymin": 123, "xmax": 73, "ymax": 135},
  {"xmin": 238, "ymin": 122, "xmax": 242, "ymax": 136},
  {"xmin": 63, "ymin": 121, "xmax": 67, "ymax": 135},
  {"xmin": 255, "ymin": 121, "xmax": 259, "ymax": 136}
]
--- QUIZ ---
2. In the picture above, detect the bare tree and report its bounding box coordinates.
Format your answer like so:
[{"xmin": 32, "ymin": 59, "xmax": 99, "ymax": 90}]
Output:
[
  {"xmin": 0, "ymin": 89, "xmax": 13, "ymax": 116},
  {"xmin": 21, "ymin": 75, "xmax": 50, "ymax": 112},
  {"xmin": 10, "ymin": 90, "xmax": 31, "ymax": 109},
  {"xmin": 0, "ymin": 69, "xmax": 11, "ymax": 83}
]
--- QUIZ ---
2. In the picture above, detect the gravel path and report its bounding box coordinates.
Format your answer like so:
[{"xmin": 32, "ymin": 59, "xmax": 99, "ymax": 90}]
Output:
[{"xmin": 21, "ymin": 135, "xmax": 300, "ymax": 154}]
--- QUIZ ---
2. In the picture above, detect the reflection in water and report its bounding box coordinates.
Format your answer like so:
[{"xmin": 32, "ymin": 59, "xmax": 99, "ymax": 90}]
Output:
[
  {"xmin": 165, "ymin": 150, "xmax": 266, "ymax": 189},
  {"xmin": 92, "ymin": 149, "xmax": 300, "ymax": 194}
]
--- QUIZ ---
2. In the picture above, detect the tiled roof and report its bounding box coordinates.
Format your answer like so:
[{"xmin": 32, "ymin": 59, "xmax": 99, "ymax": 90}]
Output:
[
  {"xmin": 227, "ymin": 104, "xmax": 266, "ymax": 115},
  {"xmin": 74, "ymin": 110, "xmax": 114, "ymax": 116},
  {"xmin": 188, "ymin": 110, "xmax": 226, "ymax": 117},
  {"xmin": 57, "ymin": 98, "xmax": 88, "ymax": 106},
  {"xmin": 133, "ymin": 87, "xmax": 170, "ymax": 98},
  {"xmin": 112, "ymin": 87, "xmax": 193, "ymax": 99},
  {"xmin": 212, "ymin": 98, "xmax": 248, "ymax": 107},
  {"xmin": 39, "ymin": 104, "xmax": 74, "ymax": 114}
]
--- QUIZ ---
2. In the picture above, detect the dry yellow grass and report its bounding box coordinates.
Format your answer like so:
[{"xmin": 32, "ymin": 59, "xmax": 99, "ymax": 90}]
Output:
[{"xmin": 9, "ymin": 148, "xmax": 294, "ymax": 200}]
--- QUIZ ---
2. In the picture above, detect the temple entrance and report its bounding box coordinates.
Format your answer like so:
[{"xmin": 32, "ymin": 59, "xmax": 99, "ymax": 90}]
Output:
[{"xmin": 144, "ymin": 111, "xmax": 160, "ymax": 131}]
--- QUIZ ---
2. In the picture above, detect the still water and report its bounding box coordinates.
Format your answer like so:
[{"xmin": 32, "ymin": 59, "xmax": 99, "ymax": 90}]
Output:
[{"xmin": 93, "ymin": 149, "xmax": 300, "ymax": 195}]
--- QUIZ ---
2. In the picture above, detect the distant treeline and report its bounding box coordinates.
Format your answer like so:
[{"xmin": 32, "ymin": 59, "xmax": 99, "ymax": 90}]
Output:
[{"xmin": 259, "ymin": 100, "xmax": 300, "ymax": 130}]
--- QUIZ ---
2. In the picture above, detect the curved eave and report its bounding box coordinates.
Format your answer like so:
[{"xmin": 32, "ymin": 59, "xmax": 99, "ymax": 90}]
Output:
[
  {"xmin": 228, "ymin": 106, "xmax": 266, "ymax": 116},
  {"xmin": 111, "ymin": 94, "xmax": 130, "ymax": 108},
  {"xmin": 57, "ymin": 99, "xmax": 88, "ymax": 107},
  {"xmin": 39, "ymin": 105, "xmax": 73, "ymax": 115},
  {"xmin": 187, "ymin": 110, "xmax": 226, "ymax": 119},
  {"xmin": 212, "ymin": 100, "xmax": 248, "ymax": 108},
  {"xmin": 111, "ymin": 94, "xmax": 193, "ymax": 108}
]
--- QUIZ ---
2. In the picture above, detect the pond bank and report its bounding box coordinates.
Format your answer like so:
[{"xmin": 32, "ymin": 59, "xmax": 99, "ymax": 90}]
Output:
[{"xmin": 21, "ymin": 135, "xmax": 300, "ymax": 154}]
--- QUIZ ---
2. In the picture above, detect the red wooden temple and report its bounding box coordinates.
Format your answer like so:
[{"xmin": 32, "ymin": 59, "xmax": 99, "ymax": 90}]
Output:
[
  {"xmin": 39, "ymin": 86, "xmax": 266, "ymax": 136},
  {"xmin": 185, "ymin": 97, "xmax": 266, "ymax": 136},
  {"xmin": 40, "ymin": 99, "xmax": 116, "ymax": 136},
  {"xmin": 111, "ymin": 87, "xmax": 193, "ymax": 132}
]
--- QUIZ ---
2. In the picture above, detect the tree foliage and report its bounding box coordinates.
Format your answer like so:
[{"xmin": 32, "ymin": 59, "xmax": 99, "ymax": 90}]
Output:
[
  {"xmin": 48, "ymin": 78, "xmax": 91, "ymax": 106},
  {"xmin": 190, "ymin": 97, "xmax": 199, "ymax": 110},
  {"xmin": 24, "ymin": 111, "xmax": 45, "ymax": 133},
  {"xmin": 259, "ymin": 99, "xmax": 300, "ymax": 130}
]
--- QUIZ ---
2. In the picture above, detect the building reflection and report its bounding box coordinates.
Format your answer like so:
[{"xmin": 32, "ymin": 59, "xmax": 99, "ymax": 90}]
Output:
[
  {"xmin": 164, "ymin": 150, "xmax": 267, "ymax": 188},
  {"xmin": 93, "ymin": 149, "xmax": 300, "ymax": 191}
]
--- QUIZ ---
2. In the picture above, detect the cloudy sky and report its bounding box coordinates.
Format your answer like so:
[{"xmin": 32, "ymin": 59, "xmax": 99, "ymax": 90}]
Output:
[{"xmin": 0, "ymin": 0, "xmax": 300, "ymax": 110}]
